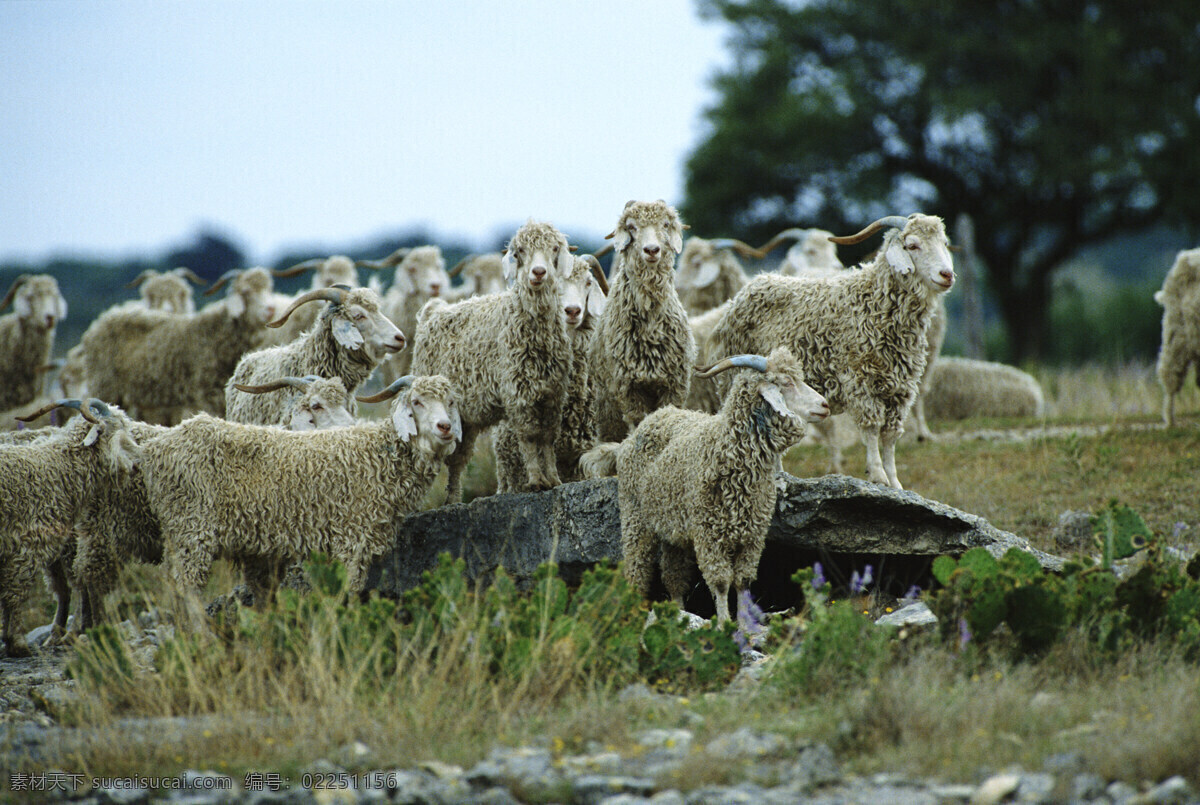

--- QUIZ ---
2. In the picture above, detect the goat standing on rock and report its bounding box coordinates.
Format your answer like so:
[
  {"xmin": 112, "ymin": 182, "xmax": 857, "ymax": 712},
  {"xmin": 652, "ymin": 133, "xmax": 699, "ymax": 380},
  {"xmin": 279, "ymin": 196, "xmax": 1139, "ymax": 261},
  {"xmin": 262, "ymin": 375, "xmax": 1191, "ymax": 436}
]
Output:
[
  {"xmin": 590, "ymin": 200, "xmax": 695, "ymax": 442},
  {"xmin": 413, "ymin": 221, "xmax": 574, "ymax": 501},
  {"xmin": 583, "ymin": 346, "xmax": 828, "ymax": 624}
]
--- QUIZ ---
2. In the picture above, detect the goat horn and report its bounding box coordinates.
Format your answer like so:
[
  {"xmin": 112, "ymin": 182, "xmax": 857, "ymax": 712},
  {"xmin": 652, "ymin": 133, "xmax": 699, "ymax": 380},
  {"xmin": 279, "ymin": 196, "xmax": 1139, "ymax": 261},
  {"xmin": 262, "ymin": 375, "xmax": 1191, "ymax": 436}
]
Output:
[
  {"xmin": 708, "ymin": 238, "xmax": 767, "ymax": 259},
  {"xmin": 828, "ymin": 216, "xmax": 910, "ymax": 245},
  {"xmin": 204, "ymin": 269, "xmax": 242, "ymax": 296},
  {"xmin": 171, "ymin": 267, "xmax": 207, "ymax": 286},
  {"xmin": 582, "ymin": 254, "xmax": 609, "ymax": 295},
  {"xmin": 755, "ymin": 228, "xmax": 809, "ymax": 255},
  {"xmin": 233, "ymin": 376, "xmax": 316, "ymax": 394},
  {"xmin": 125, "ymin": 269, "xmax": 158, "ymax": 289},
  {"xmin": 0, "ymin": 274, "xmax": 33, "ymax": 311},
  {"xmin": 272, "ymin": 258, "xmax": 326, "ymax": 278},
  {"xmin": 17, "ymin": 398, "xmax": 100, "ymax": 425},
  {"xmin": 356, "ymin": 375, "xmax": 415, "ymax": 403},
  {"xmin": 38, "ymin": 358, "xmax": 66, "ymax": 374},
  {"xmin": 447, "ymin": 255, "xmax": 474, "ymax": 278},
  {"xmin": 694, "ymin": 354, "xmax": 769, "ymax": 378},
  {"xmin": 355, "ymin": 247, "xmax": 412, "ymax": 270},
  {"xmin": 267, "ymin": 286, "xmax": 349, "ymax": 328},
  {"xmin": 86, "ymin": 398, "xmax": 114, "ymax": 418},
  {"xmin": 592, "ymin": 242, "xmax": 614, "ymax": 258}
]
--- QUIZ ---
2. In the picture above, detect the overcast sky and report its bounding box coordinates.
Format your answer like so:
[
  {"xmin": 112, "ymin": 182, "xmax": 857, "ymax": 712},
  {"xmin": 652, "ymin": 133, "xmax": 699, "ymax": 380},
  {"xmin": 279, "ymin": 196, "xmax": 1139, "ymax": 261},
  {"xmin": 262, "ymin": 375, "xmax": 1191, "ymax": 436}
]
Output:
[{"xmin": 1, "ymin": 1, "xmax": 729, "ymax": 265}]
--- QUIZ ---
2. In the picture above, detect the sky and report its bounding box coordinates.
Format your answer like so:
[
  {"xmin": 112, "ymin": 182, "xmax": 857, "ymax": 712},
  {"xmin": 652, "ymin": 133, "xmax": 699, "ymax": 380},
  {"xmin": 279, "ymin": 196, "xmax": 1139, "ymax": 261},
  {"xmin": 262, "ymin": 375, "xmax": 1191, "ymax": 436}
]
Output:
[{"xmin": 1, "ymin": 1, "xmax": 730, "ymax": 265}]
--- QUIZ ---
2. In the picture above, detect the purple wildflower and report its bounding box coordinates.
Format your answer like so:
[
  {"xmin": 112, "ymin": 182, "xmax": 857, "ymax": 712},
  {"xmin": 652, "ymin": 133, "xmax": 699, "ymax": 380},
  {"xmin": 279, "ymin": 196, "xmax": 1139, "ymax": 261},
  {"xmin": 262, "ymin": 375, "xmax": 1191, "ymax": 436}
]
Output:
[
  {"xmin": 733, "ymin": 590, "xmax": 766, "ymax": 651},
  {"xmin": 958, "ymin": 617, "xmax": 972, "ymax": 651},
  {"xmin": 1173, "ymin": 522, "xmax": 1188, "ymax": 539},
  {"xmin": 811, "ymin": 562, "xmax": 826, "ymax": 590},
  {"xmin": 849, "ymin": 565, "xmax": 874, "ymax": 595},
  {"xmin": 903, "ymin": 584, "xmax": 921, "ymax": 601}
]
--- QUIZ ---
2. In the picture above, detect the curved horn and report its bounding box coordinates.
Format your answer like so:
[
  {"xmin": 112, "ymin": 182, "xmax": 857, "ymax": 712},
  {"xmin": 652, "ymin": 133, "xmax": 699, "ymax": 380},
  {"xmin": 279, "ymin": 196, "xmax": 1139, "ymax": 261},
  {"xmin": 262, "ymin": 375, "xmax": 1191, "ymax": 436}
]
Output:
[
  {"xmin": 233, "ymin": 376, "xmax": 316, "ymax": 395},
  {"xmin": 755, "ymin": 228, "xmax": 809, "ymax": 255},
  {"xmin": 0, "ymin": 274, "xmax": 32, "ymax": 311},
  {"xmin": 203, "ymin": 269, "xmax": 242, "ymax": 296},
  {"xmin": 356, "ymin": 374, "xmax": 415, "ymax": 403},
  {"xmin": 592, "ymin": 242, "xmax": 614, "ymax": 259},
  {"xmin": 17, "ymin": 398, "xmax": 100, "ymax": 424},
  {"xmin": 582, "ymin": 254, "xmax": 609, "ymax": 295},
  {"xmin": 355, "ymin": 246, "xmax": 412, "ymax": 270},
  {"xmin": 171, "ymin": 267, "xmax": 207, "ymax": 286},
  {"xmin": 38, "ymin": 358, "xmax": 66, "ymax": 374},
  {"xmin": 447, "ymin": 255, "xmax": 474, "ymax": 278},
  {"xmin": 267, "ymin": 286, "xmax": 349, "ymax": 328},
  {"xmin": 828, "ymin": 216, "xmax": 910, "ymax": 245},
  {"xmin": 708, "ymin": 238, "xmax": 766, "ymax": 259},
  {"xmin": 86, "ymin": 398, "xmax": 114, "ymax": 418},
  {"xmin": 125, "ymin": 269, "xmax": 158, "ymax": 289},
  {"xmin": 271, "ymin": 258, "xmax": 326, "ymax": 278},
  {"xmin": 694, "ymin": 354, "xmax": 769, "ymax": 378}
]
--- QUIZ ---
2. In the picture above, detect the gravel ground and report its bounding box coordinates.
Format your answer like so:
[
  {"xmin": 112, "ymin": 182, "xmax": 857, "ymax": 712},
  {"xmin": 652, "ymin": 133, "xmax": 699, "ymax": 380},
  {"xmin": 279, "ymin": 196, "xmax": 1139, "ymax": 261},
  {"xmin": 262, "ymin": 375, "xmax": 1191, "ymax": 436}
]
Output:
[{"xmin": 2, "ymin": 619, "xmax": 1197, "ymax": 805}]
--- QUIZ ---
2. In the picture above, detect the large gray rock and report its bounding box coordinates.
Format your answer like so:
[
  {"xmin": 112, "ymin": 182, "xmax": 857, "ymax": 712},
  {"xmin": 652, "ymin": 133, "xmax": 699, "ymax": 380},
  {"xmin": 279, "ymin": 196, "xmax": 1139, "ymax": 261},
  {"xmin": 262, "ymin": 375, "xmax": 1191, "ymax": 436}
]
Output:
[{"xmin": 367, "ymin": 473, "xmax": 1061, "ymax": 615}]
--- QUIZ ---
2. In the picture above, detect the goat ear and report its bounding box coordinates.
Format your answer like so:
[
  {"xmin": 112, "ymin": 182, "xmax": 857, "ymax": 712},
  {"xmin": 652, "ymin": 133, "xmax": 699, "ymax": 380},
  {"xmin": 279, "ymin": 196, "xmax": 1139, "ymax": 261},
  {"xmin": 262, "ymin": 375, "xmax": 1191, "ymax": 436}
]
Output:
[
  {"xmin": 760, "ymin": 383, "xmax": 790, "ymax": 417},
  {"xmin": 884, "ymin": 239, "xmax": 914, "ymax": 276},
  {"xmin": 83, "ymin": 423, "xmax": 102, "ymax": 448},
  {"xmin": 691, "ymin": 260, "xmax": 720, "ymax": 289},
  {"xmin": 225, "ymin": 292, "xmax": 246, "ymax": 318},
  {"xmin": 56, "ymin": 295, "xmax": 68, "ymax": 321},
  {"xmin": 667, "ymin": 225, "xmax": 683, "ymax": 255},
  {"xmin": 392, "ymin": 397, "xmax": 418, "ymax": 442},
  {"xmin": 556, "ymin": 242, "xmax": 573, "ymax": 277},
  {"xmin": 586, "ymin": 282, "xmax": 607, "ymax": 319},
  {"xmin": 14, "ymin": 294, "xmax": 33, "ymax": 319},
  {"xmin": 332, "ymin": 317, "xmax": 365, "ymax": 350},
  {"xmin": 612, "ymin": 227, "xmax": 632, "ymax": 254},
  {"xmin": 501, "ymin": 251, "xmax": 517, "ymax": 286},
  {"xmin": 450, "ymin": 406, "xmax": 463, "ymax": 443}
]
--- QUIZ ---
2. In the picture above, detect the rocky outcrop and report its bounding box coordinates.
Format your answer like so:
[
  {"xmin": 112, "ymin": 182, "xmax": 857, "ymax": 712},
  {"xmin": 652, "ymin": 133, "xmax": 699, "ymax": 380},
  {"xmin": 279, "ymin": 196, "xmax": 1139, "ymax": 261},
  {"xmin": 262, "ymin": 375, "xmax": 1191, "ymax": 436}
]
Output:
[{"xmin": 368, "ymin": 474, "xmax": 1062, "ymax": 615}]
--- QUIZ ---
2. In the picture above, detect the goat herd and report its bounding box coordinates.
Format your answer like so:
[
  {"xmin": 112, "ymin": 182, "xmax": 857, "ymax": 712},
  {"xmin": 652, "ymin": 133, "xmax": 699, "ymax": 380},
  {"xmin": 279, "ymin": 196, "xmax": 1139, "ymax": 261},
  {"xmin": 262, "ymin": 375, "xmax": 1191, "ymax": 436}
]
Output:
[{"xmin": 3, "ymin": 201, "xmax": 1194, "ymax": 656}]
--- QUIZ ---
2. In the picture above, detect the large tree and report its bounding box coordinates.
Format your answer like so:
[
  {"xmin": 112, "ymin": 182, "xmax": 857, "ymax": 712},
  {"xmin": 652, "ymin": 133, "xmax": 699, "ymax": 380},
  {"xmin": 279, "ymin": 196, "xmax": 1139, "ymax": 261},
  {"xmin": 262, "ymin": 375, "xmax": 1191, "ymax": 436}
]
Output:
[{"xmin": 684, "ymin": 0, "xmax": 1200, "ymax": 361}]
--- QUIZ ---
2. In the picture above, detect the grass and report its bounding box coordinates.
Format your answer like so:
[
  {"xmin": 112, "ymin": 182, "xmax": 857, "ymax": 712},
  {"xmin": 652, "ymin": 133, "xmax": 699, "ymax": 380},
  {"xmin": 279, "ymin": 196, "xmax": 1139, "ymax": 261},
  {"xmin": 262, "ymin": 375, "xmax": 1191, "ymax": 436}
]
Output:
[{"xmin": 8, "ymin": 361, "xmax": 1200, "ymax": 792}]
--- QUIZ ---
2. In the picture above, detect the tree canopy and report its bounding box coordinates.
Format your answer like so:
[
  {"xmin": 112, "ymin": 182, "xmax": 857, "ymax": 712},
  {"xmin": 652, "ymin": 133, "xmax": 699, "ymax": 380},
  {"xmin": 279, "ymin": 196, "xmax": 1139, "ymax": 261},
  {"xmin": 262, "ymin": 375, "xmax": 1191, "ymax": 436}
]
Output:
[{"xmin": 684, "ymin": 0, "xmax": 1200, "ymax": 360}]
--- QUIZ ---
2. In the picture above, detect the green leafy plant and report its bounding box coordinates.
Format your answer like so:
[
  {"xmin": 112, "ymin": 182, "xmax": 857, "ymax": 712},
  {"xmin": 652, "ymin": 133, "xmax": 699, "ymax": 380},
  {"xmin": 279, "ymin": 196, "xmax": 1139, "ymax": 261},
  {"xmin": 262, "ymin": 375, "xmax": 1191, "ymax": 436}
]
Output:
[{"xmin": 928, "ymin": 503, "xmax": 1200, "ymax": 659}]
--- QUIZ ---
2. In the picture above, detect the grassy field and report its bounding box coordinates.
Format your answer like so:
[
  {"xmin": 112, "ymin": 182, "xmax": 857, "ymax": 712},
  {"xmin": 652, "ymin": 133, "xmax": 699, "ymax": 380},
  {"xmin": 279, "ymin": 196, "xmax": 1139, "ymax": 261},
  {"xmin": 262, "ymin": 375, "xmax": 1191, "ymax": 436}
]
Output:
[{"xmin": 10, "ymin": 362, "xmax": 1200, "ymax": 788}]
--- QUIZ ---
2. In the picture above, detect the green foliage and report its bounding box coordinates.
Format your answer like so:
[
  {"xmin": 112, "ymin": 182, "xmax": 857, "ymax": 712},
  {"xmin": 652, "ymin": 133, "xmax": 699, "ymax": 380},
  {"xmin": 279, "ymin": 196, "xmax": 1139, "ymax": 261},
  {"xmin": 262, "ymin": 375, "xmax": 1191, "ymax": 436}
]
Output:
[
  {"xmin": 1092, "ymin": 499, "xmax": 1151, "ymax": 568},
  {"xmin": 80, "ymin": 554, "xmax": 743, "ymax": 703},
  {"xmin": 929, "ymin": 504, "xmax": 1200, "ymax": 659},
  {"xmin": 67, "ymin": 623, "xmax": 137, "ymax": 687},
  {"xmin": 687, "ymin": 0, "xmax": 1200, "ymax": 361}
]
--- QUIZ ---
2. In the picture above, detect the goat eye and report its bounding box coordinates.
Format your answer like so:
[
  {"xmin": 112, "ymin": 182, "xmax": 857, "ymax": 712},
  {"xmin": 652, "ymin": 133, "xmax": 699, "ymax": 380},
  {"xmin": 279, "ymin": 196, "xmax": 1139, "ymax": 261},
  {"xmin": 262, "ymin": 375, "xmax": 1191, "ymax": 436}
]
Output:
[
  {"xmin": 312, "ymin": 403, "xmax": 324, "ymax": 411},
  {"xmin": 412, "ymin": 399, "xmax": 423, "ymax": 407},
  {"xmin": 906, "ymin": 242, "xmax": 920, "ymax": 250}
]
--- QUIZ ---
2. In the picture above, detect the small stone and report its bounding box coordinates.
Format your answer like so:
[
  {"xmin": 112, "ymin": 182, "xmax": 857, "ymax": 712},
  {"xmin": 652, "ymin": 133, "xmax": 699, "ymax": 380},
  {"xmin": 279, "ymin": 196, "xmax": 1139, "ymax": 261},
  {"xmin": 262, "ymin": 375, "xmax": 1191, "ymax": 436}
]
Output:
[
  {"xmin": 1106, "ymin": 780, "xmax": 1139, "ymax": 804},
  {"xmin": 1071, "ymin": 773, "xmax": 1106, "ymax": 801},
  {"xmin": 1014, "ymin": 772, "xmax": 1056, "ymax": 802},
  {"xmin": 705, "ymin": 728, "xmax": 787, "ymax": 760},
  {"xmin": 930, "ymin": 783, "xmax": 976, "ymax": 801},
  {"xmin": 1052, "ymin": 510, "xmax": 1094, "ymax": 553},
  {"xmin": 1134, "ymin": 775, "xmax": 1196, "ymax": 805},
  {"xmin": 874, "ymin": 602, "xmax": 937, "ymax": 628},
  {"xmin": 572, "ymin": 774, "xmax": 655, "ymax": 805},
  {"xmin": 971, "ymin": 772, "xmax": 1020, "ymax": 805},
  {"xmin": 648, "ymin": 791, "xmax": 686, "ymax": 805}
]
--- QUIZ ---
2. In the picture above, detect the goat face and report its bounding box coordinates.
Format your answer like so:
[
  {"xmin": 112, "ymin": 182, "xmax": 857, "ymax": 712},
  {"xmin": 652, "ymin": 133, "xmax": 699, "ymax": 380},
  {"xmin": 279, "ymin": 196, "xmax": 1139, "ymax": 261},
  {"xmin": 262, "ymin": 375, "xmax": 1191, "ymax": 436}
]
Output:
[
  {"xmin": 288, "ymin": 381, "xmax": 355, "ymax": 431},
  {"xmin": 11, "ymin": 275, "xmax": 68, "ymax": 331},
  {"xmin": 609, "ymin": 200, "xmax": 685, "ymax": 267},
  {"xmin": 391, "ymin": 376, "xmax": 461, "ymax": 458},
  {"xmin": 226, "ymin": 267, "xmax": 277, "ymax": 324},
  {"xmin": 559, "ymin": 256, "xmax": 607, "ymax": 329},
  {"xmin": 333, "ymin": 291, "xmax": 406, "ymax": 359},
  {"xmin": 313, "ymin": 256, "xmax": 359, "ymax": 290},
  {"xmin": 677, "ymin": 238, "xmax": 724, "ymax": 290},
  {"xmin": 503, "ymin": 222, "xmax": 572, "ymax": 292},
  {"xmin": 884, "ymin": 215, "xmax": 955, "ymax": 294},
  {"xmin": 401, "ymin": 247, "xmax": 450, "ymax": 299}
]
